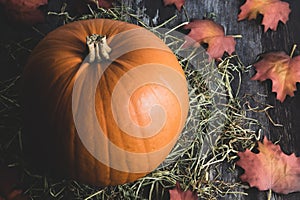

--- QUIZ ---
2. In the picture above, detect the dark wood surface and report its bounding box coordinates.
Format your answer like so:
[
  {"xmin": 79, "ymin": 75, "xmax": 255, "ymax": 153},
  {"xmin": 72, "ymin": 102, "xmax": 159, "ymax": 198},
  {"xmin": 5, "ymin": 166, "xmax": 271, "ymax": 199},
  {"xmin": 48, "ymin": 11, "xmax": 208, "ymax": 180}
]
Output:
[
  {"xmin": 135, "ymin": 0, "xmax": 300, "ymax": 199},
  {"xmin": 1, "ymin": 0, "xmax": 300, "ymax": 199}
]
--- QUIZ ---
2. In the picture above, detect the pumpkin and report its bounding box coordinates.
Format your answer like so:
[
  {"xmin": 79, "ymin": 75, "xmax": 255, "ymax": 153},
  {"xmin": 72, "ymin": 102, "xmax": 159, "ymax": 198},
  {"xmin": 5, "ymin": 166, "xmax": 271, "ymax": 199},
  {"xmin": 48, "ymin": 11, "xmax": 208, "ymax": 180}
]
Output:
[{"xmin": 22, "ymin": 18, "xmax": 189, "ymax": 186}]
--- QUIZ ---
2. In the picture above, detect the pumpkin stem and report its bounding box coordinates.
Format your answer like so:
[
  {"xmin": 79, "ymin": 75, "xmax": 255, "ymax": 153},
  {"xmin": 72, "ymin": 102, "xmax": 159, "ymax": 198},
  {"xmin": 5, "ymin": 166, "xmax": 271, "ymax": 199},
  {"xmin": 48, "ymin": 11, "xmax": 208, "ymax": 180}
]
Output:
[{"xmin": 86, "ymin": 34, "xmax": 112, "ymax": 63}]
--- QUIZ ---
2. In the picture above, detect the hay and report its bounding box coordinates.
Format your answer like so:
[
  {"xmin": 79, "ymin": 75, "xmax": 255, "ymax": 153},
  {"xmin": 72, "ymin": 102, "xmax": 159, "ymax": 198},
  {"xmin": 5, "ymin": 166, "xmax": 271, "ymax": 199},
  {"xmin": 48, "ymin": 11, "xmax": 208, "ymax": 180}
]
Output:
[{"xmin": 0, "ymin": 3, "xmax": 271, "ymax": 199}]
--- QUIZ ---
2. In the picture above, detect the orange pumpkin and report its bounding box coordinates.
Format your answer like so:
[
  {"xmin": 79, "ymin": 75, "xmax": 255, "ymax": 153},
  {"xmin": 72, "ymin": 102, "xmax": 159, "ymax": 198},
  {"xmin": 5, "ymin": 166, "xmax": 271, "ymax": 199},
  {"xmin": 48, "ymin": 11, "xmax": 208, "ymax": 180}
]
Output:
[{"xmin": 22, "ymin": 19, "xmax": 189, "ymax": 186}]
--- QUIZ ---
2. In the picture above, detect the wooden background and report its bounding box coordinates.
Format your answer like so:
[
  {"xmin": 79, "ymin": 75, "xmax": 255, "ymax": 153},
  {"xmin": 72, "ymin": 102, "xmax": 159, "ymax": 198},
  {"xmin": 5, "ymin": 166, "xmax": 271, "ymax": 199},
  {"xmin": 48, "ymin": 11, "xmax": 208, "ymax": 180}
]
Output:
[
  {"xmin": 132, "ymin": 0, "xmax": 300, "ymax": 199},
  {"xmin": 0, "ymin": 0, "xmax": 300, "ymax": 199}
]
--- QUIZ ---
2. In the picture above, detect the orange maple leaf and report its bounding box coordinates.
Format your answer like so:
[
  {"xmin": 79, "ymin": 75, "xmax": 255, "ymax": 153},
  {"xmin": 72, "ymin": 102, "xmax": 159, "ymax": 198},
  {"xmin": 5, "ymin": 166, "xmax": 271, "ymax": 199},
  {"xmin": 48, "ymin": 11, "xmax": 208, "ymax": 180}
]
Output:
[
  {"xmin": 169, "ymin": 182, "xmax": 198, "ymax": 200},
  {"xmin": 238, "ymin": 0, "xmax": 291, "ymax": 32},
  {"xmin": 163, "ymin": 0, "xmax": 185, "ymax": 11},
  {"xmin": 251, "ymin": 52, "xmax": 300, "ymax": 102},
  {"xmin": 0, "ymin": 0, "xmax": 48, "ymax": 25},
  {"xmin": 237, "ymin": 137, "xmax": 300, "ymax": 194},
  {"xmin": 183, "ymin": 19, "xmax": 236, "ymax": 59}
]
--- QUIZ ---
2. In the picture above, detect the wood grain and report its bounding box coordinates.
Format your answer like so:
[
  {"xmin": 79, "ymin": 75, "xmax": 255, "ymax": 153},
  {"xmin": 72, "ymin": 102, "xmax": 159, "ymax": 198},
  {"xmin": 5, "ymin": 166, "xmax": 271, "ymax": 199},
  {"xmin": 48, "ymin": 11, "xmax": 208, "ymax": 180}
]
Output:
[
  {"xmin": 1, "ymin": 0, "xmax": 299, "ymax": 198},
  {"xmin": 134, "ymin": 0, "xmax": 300, "ymax": 199}
]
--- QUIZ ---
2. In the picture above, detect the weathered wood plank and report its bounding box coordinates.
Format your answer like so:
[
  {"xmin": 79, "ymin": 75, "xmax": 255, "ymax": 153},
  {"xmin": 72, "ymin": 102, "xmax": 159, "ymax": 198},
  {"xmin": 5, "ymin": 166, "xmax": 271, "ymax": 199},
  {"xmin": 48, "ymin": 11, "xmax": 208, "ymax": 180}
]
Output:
[
  {"xmin": 2, "ymin": 0, "xmax": 298, "ymax": 198},
  {"xmin": 259, "ymin": 1, "xmax": 300, "ymax": 200},
  {"xmin": 133, "ymin": 0, "xmax": 300, "ymax": 199}
]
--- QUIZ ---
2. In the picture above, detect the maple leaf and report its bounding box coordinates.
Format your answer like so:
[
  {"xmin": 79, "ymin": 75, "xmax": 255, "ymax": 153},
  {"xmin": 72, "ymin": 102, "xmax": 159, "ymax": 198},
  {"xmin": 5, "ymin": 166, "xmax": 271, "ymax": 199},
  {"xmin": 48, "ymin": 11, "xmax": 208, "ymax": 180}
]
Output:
[
  {"xmin": 0, "ymin": 0, "xmax": 48, "ymax": 25},
  {"xmin": 251, "ymin": 51, "xmax": 300, "ymax": 102},
  {"xmin": 0, "ymin": 165, "xmax": 28, "ymax": 200},
  {"xmin": 238, "ymin": 0, "xmax": 291, "ymax": 32},
  {"xmin": 169, "ymin": 182, "xmax": 198, "ymax": 200},
  {"xmin": 236, "ymin": 137, "xmax": 300, "ymax": 194},
  {"xmin": 163, "ymin": 0, "xmax": 185, "ymax": 11},
  {"xmin": 183, "ymin": 19, "xmax": 236, "ymax": 59}
]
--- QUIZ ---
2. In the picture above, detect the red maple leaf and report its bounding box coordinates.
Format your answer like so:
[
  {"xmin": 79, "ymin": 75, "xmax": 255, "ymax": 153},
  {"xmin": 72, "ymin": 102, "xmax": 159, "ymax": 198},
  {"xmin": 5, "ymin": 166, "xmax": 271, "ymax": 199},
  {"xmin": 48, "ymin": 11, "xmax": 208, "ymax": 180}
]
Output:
[
  {"xmin": 0, "ymin": 165, "xmax": 28, "ymax": 200},
  {"xmin": 238, "ymin": 0, "xmax": 291, "ymax": 32},
  {"xmin": 251, "ymin": 51, "xmax": 300, "ymax": 102},
  {"xmin": 236, "ymin": 137, "xmax": 300, "ymax": 194},
  {"xmin": 0, "ymin": 0, "xmax": 47, "ymax": 25},
  {"xmin": 169, "ymin": 182, "xmax": 198, "ymax": 200},
  {"xmin": 183, "ymin": 19, "xmax": 236, "ymax": 59},
  {"xmin": 163, "ymin": 0, "xmax": 185, "ymax": 11}
]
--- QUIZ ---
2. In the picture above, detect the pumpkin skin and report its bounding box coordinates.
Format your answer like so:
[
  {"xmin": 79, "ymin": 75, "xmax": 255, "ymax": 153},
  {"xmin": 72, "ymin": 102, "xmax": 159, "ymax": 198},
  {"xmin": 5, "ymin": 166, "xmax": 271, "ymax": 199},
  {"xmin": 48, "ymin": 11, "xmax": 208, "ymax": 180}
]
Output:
[{"xmin": 22, "ymin": 19, "xmax": 189, "ymax": 186}]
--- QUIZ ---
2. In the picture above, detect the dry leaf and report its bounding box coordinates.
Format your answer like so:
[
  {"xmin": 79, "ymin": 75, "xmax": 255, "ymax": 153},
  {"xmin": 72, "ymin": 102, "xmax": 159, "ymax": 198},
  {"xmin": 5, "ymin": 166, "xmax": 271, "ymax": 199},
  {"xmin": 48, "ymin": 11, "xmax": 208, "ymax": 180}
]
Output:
[
  {"xmin": 237, "ymin": 137, "xmax": 300, "ymax": 194},
  {"xmin": 0, "ymin": 165, "xmax": 28, "ymax": 200},
  {"xmin": 0, "ymin": 0, "xmax": 47, "ymax": 25},
  {"xmin": 251, "ymin": 51, "xmax": 300, "ymax": 102},
  {"xmin": 93, "ymin": 0, "xmax": 113, "ymax": 9},
  {"xmin": 238, "ymin": 0, "xmax": 291, "ymax": 32},
  {"xmin": 6, "ymin": 190, "xmax": 28, "ymax": 200},
  {"xmin": 183, "ymin": 19, "xmax": 236, "ymax": 59},
  {"xmin": 169, "ymin": 182, "xmax": 198, "ymax": 200},
  {"xmin": 0, "ymin": 165, "xmax": 19, "ymax": 198},
  {"xmin": 163, "ymin": 0, "xmax": 185, "ymax": 11}
]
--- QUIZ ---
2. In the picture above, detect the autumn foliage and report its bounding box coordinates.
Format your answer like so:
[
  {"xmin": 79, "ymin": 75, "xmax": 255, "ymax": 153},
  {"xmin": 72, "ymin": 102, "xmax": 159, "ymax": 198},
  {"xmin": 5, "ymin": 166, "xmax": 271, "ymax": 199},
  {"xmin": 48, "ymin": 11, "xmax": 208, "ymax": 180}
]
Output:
[
  {"xmin": 0, "ymin": 0, "xmax": 298, "ymax": 199},
  {"xmin": 0, "ymin": 0, "xmax": 48, "ymax": 25},
  {"xmin": 251, "ymin": 52, "xmax": 300, "ymax": 102},
  {"xmin": 183, "ymin": 19, "xmax": 236, "ymax": 59},
  {"xmin": 163, "ymin": 0, "xmax": 185, "ymax": 11},
  {"xmin": 237, "ymin": 137, "xmax": 300, "ymax": 194},
  {"xmin": 238, "ymin": 0, "xmax": 291, "ymax": 32},
  {"xmin": 0, "ymin": 166, "xmax": 28, "ymax": 200},
  {"xmin": 169, "ymin": 182, "xmax": 198, "ymax": 200}
]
